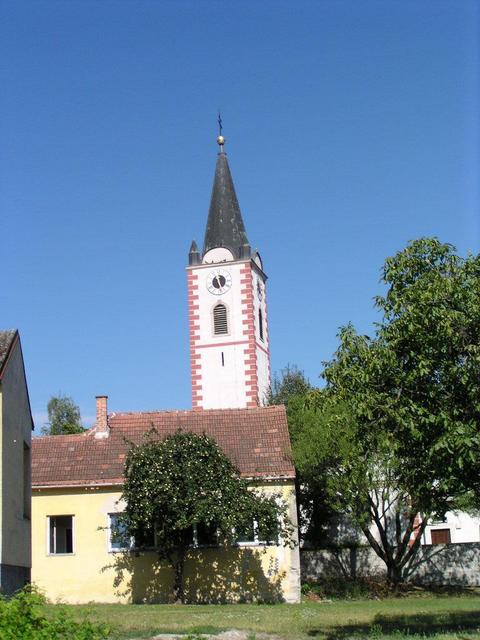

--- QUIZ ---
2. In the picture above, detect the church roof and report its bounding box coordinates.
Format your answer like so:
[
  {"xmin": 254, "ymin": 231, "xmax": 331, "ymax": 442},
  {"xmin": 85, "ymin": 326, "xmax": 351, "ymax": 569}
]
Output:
[
  {"xmin": 32, "ymin": 405, "xmax": 295, "ymax": 488},
  {"xmin": 203, "ymin": 152, "xmax": 250, "ymax": 258}
]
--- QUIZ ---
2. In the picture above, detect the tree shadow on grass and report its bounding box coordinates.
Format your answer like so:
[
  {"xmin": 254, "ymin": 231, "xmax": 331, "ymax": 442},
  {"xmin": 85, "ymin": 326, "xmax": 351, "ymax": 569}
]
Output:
[
  {"xmin": 103, "ymin": 546, "xmax": 286, "ymax": 604},
  {"xmin": 307, "ymin": 610, "xmax": 480, "ymax": 638}
]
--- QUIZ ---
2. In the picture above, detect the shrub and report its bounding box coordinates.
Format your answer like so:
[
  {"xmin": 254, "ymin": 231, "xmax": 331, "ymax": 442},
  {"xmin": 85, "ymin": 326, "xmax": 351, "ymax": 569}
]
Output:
[
  {"xmin": 0, "ymin": 586, "xmax": 112, "ymax": 639},
  {"xmin": 301, "ymin": 578, "xmax": 393, "ymax": 600}
]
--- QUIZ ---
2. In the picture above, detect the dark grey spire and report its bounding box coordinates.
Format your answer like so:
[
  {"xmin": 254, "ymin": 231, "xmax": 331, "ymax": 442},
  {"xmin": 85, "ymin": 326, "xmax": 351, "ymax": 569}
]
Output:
[{"xmin": 203, "ymin": 149, "xmax": 251, "ymax": 259}]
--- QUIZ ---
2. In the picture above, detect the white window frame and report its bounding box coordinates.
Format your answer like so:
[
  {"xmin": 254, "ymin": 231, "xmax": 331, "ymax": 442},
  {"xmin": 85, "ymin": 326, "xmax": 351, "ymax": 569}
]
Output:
[
  {"xmin": 107, "ymin": 513, "xmax": 134, "ymax": 553},
  {"xmin": 235, "ymin": 519, "xmax": 269, "ymax": 547},
  {"xmin": 107, "ymin": 514, "xmax": 158, "ymax": 552},
  {"xmin": 47, "ymin": 515, "xmax": 75, "ymax": 556}
]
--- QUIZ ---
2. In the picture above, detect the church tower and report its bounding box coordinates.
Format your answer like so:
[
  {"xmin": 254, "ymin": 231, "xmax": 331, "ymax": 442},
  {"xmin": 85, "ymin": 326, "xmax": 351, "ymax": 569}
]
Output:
[{"xmin": 187, "ymin": 133, "xmax": 271, "ymax": 410}]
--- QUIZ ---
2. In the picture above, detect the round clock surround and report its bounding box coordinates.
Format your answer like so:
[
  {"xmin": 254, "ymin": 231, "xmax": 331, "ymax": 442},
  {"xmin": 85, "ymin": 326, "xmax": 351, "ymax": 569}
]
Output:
[{"xmin": 206, "ymin": 269, "xmax": 232, "ymax": 295}]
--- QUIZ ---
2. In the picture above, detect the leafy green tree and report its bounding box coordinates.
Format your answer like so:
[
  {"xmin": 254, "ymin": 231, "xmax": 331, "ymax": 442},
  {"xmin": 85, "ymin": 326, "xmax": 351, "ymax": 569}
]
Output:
[
  {"xmin": 267, "ymin": 366, "xmax": 336, "ymax": 545},
  {"xmin": 267, "ymin": 364, "xmax": 313, "ymax": 409},
  {"xmin": 300, "ymin": 238, "xmax": 480, "ymax": 584},
  {"xmin": 121, "ymin": 430, "xmax": 294, "ymax": 603},
  {"xmin": 42, "ymin": 395, "xmax": 84, "ymax": 435}
]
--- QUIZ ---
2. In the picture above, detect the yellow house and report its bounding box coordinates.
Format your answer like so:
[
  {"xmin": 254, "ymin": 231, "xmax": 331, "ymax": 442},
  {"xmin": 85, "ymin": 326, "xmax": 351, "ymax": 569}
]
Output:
[
  {"xmin": 0, "ymin": 329, "xmax": 33, "ymax": 595},
  {"xmin": 32, "ymin": 399, "xmax": 300, "ymax": 603}
]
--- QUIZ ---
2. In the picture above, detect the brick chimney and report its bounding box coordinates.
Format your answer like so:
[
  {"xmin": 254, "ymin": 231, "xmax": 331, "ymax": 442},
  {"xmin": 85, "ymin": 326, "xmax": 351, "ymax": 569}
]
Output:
[{"xmin": 94, "ymin": 395, "xmax": 109, "ymax": 439}]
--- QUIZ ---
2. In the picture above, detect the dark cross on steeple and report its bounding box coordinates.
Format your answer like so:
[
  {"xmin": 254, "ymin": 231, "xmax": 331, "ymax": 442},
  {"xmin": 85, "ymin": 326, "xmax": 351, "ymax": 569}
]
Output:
[{"xmin": 216, "ymin": 112, "xmax": 225, "ymax": 150}]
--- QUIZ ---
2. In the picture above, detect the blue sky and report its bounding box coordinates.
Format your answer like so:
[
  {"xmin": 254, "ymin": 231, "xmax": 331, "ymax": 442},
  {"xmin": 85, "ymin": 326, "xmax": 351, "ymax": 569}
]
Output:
[{"xmin": 2, "ymin": 0, "xmax": 479, "ymax": 430}]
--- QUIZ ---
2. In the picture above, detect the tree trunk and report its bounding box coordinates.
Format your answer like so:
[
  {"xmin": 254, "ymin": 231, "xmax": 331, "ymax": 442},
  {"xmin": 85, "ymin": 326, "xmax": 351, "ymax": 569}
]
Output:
[
  {"xmin": 361, "ymin": 503, "xmax": 428, "ymax": 588},
  {"xmin": 386, "ymin": 560, "xmax": 403, "ymax": 586},
  {"xmin": 172, "ymin": 551, "xmax": 185, "ymax": 604}
]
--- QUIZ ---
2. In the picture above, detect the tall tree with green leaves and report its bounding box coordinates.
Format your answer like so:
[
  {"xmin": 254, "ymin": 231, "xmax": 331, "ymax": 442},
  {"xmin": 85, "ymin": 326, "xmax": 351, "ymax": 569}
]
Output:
[
  {"xmin": 121, "ymin": 430, "xmax": 294, "ymax": 603},
  {"xmin": 267, "ymin": 366, "xmax": 336, "ymax": 544},
  {"xmin": 267, "ymin": 365, "xmax": 313, "ymax": 409},
  {"xmin": 299, "ymin": 238, "xmax": 480, "ymax": 584},
  {"xmin": 42, "ymin": 395, "xmax": 84, "ymax": 435}
]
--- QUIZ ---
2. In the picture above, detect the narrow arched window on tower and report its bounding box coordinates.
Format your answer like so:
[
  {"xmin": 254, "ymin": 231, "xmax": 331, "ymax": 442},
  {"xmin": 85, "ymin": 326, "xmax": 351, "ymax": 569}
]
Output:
[
  {"xmin": 213, "ymin": 303, "xmax": 228, "ymax": 335},
  {"xmin": 259, "ymin": 308, "xmax": 264, "ymax": 341}
]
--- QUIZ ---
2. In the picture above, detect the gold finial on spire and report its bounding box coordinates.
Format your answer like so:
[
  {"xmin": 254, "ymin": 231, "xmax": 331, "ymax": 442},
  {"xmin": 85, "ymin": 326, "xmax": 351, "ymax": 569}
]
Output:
[{"xmin": 217, "ymin": 111, "xmax": 225, "ymax": 148}]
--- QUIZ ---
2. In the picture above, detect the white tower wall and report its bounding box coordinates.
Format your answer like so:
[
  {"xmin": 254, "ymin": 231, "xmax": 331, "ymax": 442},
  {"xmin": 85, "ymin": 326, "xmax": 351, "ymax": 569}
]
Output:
[{"xmin": 187, "ymin": 259, "xmax": 270, "ymax": 410}]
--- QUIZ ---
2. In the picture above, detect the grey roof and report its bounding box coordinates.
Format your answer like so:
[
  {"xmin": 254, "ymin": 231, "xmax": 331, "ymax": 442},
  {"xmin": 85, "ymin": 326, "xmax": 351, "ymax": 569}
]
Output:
[
  {"xmin": 0, "ymin": 330, "xmax": 17, "ymax": 376},
  {"xmin": 203, "ymin": 152, "xmax": 250, "ymax": 258}
]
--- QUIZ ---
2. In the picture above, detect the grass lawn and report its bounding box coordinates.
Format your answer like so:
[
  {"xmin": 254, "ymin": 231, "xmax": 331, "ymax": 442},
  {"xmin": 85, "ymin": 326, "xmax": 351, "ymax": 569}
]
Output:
[{"xmin": 46, "ymin": 594, "xmax": 480, "ymax": 639}]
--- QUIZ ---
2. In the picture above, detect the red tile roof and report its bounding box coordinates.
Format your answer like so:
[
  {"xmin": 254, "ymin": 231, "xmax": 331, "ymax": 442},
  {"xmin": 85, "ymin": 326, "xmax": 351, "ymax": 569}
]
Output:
[{"xmin": 32, "ymin": 406, "xmax": 294, "ymax": 488}]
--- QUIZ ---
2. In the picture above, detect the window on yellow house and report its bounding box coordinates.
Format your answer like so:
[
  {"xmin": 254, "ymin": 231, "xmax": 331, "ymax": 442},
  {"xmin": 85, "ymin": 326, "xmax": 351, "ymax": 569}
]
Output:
[
  {"xmin": 183, "ymin": 523, "xmax": 218, "ymax": 547},
  {"xmin": 235, "ymin": 518, "xmax": 256, "ymax": 544},
  {"xmin": 195, "ymin": 522, "xmax": 218, "ymax": 546},
  {"xmin": 133, "ymin": 526, "xmax": 156, "ymax": 549},
  {"xmin": 235, "ymin": 517, "xmax": 278, "ymax": 546},
  {"xmin": 108, "ymin": 514, "xmax": 156, "ymax": 551},
  {"xmin": 108, "ymin": 514, "xmax": 132, "ymax": 552},
  {"xmin": 48, "ymin": 515, "xmax": 74, "ymax": 554}
]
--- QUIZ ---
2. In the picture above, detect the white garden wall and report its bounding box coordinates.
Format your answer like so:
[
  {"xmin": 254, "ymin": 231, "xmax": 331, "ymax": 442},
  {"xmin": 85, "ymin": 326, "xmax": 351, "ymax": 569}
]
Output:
[{"xmin": 301, "ymin": 543, "xmax": 480, "ymax": 587}]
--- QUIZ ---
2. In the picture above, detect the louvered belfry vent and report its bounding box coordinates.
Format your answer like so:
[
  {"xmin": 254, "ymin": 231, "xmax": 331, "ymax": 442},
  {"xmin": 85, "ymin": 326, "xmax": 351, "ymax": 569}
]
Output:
[{"xmin": 213, "ymin": 304, "xmax": 228, "ymax": 335}]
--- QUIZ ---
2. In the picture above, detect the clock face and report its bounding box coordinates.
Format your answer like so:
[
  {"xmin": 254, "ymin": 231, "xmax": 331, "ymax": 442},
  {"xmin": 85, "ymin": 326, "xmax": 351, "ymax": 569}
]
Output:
[{"xmin": 206, "ymin": 269, "xmax": 232, "ymax": 295}]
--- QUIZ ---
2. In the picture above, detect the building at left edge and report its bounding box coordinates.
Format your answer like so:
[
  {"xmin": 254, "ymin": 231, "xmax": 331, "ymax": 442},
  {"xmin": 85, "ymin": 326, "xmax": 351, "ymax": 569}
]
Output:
[{"xmin": 0, "ymin": 330, "xmax": 33, "ymax": 595}]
